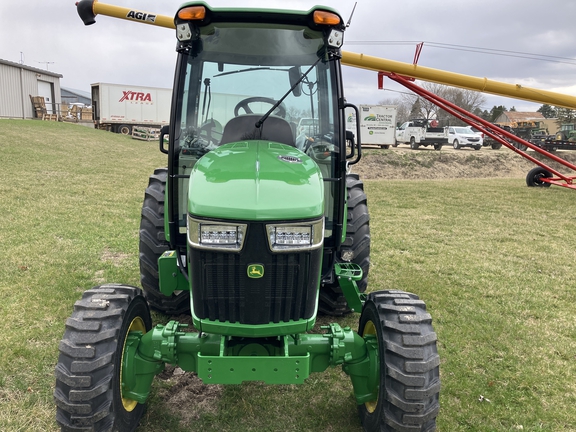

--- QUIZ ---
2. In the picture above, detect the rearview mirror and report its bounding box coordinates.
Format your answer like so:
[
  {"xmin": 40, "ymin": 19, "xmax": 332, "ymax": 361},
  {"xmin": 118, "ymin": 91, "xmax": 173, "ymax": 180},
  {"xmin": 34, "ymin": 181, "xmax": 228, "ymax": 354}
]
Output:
[
  {"xmin": 346, "ymin": 129, "xmax": 355, "ymax": 145},
  {"xmin": 288, "ymin": 66, "xmax": 302, "ymax": 97},
  {"xmin": 159, "ymin": 125, "xmax": 169, "ymax": 154}
]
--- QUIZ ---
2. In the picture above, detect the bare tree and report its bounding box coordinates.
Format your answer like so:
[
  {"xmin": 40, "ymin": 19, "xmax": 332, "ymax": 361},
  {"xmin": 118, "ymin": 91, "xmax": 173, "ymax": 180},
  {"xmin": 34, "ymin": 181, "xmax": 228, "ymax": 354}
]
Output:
[
  {"xmin": 377, "ymin": 97, "xmax": 409, "ymax": 126},
  {"xmin": 442, "ymin": 86, "xmax": 486, "ymax": 125},
  {"xmin": 388, "ymin": 81, "xmax": 486, "ymax": 126},
  {"xmin": 286, "ymin": 106, "xmax": 311, "ymax": 123},
  {"xmin": 418, "ymin": 83, "xmax": 451, "ymax": 120},
  {"xmin": 393, "ymin": 82, "xmax": 448, "ymax": 121}
]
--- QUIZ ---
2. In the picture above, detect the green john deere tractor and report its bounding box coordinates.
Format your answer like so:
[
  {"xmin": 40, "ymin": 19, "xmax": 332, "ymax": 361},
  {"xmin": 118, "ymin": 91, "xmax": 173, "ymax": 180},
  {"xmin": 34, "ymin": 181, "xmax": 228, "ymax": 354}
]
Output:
[{"xmin": 55, "ymin": 2, "xmax": 440, "ymax": 431}]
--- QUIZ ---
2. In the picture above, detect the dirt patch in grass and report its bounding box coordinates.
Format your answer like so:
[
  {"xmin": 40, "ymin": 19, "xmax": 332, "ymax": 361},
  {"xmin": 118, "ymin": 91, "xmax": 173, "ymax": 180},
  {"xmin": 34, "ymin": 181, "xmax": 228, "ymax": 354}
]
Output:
[
  {"xmin": 351, "ymin": 147, "xmax": 576, "ymax": 180},
  {"xmin": 157, "ymin": 365, "xmax": 224, "ymax": 425}
]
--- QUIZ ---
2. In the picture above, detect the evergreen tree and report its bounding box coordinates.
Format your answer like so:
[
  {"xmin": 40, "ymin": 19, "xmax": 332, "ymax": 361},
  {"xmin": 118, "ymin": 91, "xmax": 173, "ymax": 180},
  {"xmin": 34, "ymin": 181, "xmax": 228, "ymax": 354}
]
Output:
[
  {"xmin": 489, "ymin": 105, "xmax": 507, "ymax": 122},
  {"xmin": 537, "ymin": 104, "xmax": 557, "ymax": 118},
  {"xmin": 555, "ymin": 107, "xmax": 576, "ymax": 127},
  {"xmin": 410, "ymin": 98, "xmax": 423, "ymax": 118}
]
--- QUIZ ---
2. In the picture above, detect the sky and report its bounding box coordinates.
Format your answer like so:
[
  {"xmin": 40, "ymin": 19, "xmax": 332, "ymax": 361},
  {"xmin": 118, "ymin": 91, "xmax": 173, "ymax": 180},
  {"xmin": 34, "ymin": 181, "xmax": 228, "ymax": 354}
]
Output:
[{"xmin": 2, "ymin": 0, "xmax": 576, "ymax": 113}]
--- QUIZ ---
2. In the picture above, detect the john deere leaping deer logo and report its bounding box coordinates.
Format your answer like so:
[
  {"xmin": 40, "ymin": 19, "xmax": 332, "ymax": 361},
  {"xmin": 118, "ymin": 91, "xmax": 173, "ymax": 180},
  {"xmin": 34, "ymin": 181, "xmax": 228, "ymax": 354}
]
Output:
[{"xmin": 247, "ymin": 264, "xmax": 264, "ymax": 279}]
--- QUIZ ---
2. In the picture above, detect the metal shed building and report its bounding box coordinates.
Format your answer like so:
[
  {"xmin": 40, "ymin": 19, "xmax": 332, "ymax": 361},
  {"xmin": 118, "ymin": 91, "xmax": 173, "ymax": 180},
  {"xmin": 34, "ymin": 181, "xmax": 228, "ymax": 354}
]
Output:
[
  {"xmin": 61, "ymin": 87, "xmax": 91, "ymax": 106},
  {"xmin": 0, "ymin": 59, "xmax": 63, "ymax": 119}
]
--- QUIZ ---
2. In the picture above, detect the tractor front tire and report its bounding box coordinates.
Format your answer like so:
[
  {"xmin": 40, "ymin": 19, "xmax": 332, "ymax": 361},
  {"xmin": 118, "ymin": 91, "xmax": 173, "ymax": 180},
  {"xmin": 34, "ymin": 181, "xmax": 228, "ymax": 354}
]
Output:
[
  {"xmin": 139, "ymin": 168, "xmax": 190, "ymax": 315},
  {"xmin": 54, "ymin": 285, "xmax": 152, "ymax": 432},
  {"xmin": 358, "ymin": 291, "xmax": 440, "ymax": 431},
  {"xmin": 319, "ymin": 174, "xmax": 370, "ymax": 315}
]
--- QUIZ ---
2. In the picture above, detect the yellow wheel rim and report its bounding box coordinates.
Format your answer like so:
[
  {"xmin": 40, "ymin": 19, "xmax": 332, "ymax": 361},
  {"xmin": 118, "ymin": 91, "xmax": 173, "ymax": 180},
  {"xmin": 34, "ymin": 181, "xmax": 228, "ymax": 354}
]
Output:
[
  {"xmin": 121, "ymin": 316, "xmax": 146, "ymax": 412},
  {"xmin": 362, "ymin": 320, "xmax": 378, "ymax": 414}
]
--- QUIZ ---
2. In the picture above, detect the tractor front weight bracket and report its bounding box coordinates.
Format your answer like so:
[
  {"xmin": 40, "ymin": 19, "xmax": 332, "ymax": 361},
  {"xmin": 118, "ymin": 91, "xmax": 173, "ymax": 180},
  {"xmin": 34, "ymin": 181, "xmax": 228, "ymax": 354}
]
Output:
[
  {"xmin": 158, "ymin": 250, "xmax": 189, "ymax": 296},
  {"xmin": 121, "ymin": 320, "xmax": 378, "ymax": 406}
]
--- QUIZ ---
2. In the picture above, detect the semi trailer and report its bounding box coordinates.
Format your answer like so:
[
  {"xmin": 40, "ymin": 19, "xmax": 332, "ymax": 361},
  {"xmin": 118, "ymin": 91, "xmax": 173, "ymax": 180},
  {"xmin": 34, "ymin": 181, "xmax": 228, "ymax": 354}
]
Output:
[{"xmin": 91, "ymin": 82, "xmax": 172, "ymax": 135}]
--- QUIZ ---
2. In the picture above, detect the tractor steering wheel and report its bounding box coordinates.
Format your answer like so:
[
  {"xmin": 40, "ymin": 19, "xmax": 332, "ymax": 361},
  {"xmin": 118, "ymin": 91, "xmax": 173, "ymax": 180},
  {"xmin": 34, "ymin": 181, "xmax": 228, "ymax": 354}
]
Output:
[{"xmin": 233, "ymin": 96, "xmax": 287, "ymax": 118}]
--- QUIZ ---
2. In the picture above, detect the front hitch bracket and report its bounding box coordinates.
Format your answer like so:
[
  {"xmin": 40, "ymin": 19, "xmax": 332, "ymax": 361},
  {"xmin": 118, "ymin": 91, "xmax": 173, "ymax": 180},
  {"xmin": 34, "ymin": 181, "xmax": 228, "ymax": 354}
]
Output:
[{"xmin": 120, "ymin": 319, "xmax": 377, "ymax": 406}]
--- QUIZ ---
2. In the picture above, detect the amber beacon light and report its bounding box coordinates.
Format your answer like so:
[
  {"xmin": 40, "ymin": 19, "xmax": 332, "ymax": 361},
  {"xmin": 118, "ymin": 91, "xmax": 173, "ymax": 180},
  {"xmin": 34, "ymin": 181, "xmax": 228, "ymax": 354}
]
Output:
[
  {"xmin": 178, "ymin": 6, "xmax": 206, "ymax": 20},
  {"xmin": 313, "ymin": 10, "xmax": 341, "ymax": 25}
]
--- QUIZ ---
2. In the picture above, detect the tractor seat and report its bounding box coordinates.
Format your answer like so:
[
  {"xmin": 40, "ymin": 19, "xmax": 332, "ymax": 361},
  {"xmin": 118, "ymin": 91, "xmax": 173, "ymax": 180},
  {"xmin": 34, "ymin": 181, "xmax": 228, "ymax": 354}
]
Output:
[{"xmin": 220, "ymin": 114, "xmax": 294, "ymax": 146}]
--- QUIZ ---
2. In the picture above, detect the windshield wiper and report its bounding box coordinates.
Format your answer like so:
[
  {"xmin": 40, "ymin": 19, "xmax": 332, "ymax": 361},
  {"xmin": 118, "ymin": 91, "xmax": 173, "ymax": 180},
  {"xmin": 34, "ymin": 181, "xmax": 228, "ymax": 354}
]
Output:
[
  {"xmin": 255, "ymin": 57, "xmax": 323, "ymax": 129},
  {"xmin": 214, "ymin": 66, "xmax": 285, "ymax": 77}
]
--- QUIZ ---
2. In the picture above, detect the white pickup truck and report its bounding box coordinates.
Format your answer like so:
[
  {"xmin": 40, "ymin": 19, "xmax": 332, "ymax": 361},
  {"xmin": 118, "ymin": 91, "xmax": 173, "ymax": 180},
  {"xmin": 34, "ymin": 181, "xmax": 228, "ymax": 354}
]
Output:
[{"xmin": 395, "ymin": 119, "xmax": 448, "ymax": 150}]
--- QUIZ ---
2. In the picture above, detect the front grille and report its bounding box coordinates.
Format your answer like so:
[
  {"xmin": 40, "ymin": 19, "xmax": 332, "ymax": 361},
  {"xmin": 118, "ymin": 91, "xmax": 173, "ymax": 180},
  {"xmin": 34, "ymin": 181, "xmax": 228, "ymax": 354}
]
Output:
[{"xmin": 190, "ymin": 223, "xmax": 321, "ymax": 325}]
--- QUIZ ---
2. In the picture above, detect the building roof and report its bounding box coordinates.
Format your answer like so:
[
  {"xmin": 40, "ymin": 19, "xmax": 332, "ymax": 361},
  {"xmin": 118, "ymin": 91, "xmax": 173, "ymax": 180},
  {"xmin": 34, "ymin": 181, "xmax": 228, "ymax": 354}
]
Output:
[
  {"xmin": 0, "ymin": 58, "xmax": 63, "ymax": 78},
  {"xmin": 502, "ymin": 111, "xmax": 545, "ymax": 122},
  {"xmin": 61, "ymin": 87, "xmax": 91, "ymax": 100}
]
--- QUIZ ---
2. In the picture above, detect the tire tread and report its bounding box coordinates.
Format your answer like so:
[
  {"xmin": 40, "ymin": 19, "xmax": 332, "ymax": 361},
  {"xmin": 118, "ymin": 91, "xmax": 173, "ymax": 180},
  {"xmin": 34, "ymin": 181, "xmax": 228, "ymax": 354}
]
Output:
[
  {"xmin": 319, "ymin": 174, "xmax": 370, "ymax": 315},
  {"xmin": 139, "ymin": 168, "xmax": 190, "ymax": 315},
  {"xmin": 358, "ymin": 290, "xmax": 440, "ymax": 431},
  {"xmin": 54, "ymin": 285, "xmax": 150, "ymax": 432}
]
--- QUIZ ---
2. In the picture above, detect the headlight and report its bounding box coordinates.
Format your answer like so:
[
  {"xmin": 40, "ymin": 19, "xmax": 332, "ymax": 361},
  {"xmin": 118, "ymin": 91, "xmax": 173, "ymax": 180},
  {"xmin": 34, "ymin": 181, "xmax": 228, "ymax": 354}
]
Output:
[
  {"xmin": 188, "ymin": 217, "xmax": 247, "ymax": 251},
  {"xmin": 266, "ymin": 219, "xmax": 324, "ymax": 252}
]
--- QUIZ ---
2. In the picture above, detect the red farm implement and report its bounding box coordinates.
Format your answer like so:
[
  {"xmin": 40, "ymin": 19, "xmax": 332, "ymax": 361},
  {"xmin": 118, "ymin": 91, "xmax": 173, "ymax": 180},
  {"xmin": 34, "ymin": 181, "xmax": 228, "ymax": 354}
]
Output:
[{"xmin": 379, "ymin": 71, "xmax": 576, "ymax": 190}]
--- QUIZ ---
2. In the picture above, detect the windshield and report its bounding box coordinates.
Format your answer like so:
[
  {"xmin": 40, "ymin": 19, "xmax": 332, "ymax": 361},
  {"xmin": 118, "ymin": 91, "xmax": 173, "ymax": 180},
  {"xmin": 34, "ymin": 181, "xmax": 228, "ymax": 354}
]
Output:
[
  {"xmin": 176, "ymin": 24, "xmax": 336, "ymax": 147},
  {"xmin": 171, "ymin": 22, "xmax": 341, "ymax": 239}
]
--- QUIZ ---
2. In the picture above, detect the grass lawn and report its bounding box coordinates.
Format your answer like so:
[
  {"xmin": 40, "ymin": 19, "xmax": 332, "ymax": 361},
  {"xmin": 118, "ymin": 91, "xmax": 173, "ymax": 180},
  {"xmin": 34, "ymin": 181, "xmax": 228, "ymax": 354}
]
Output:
[{"xmin": 1, "ymin": 120, "xmax": 575, "ymax": 431}]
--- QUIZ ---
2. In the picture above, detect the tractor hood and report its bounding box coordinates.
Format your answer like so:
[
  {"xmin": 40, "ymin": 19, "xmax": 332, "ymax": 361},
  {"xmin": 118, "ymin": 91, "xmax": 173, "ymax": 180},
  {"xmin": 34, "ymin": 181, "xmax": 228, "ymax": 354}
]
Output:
[{"xmin": 188, "ymin": 141, "xmax": 324, "ymax": 220}]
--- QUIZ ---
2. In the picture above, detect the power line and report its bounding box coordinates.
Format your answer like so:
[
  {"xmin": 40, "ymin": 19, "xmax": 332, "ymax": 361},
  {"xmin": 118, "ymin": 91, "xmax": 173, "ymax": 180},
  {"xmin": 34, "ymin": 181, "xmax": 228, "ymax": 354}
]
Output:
[{"xmin": 345, "ymin": 41, "xmax": 576, "ymax": 66}]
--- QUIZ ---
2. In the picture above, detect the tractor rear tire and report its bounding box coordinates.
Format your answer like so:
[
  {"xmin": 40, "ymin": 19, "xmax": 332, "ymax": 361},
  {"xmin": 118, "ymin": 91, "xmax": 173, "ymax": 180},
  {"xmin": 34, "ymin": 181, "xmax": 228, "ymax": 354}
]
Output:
[
  {"xmin": 139, "ymin": 168, "xmax": 191, "ymax": 315},
  {"xmin": 319, "ymin": 174, "xmax": 370, "ymax": 315},
  {"xmin": 54, "ymin": 285, "xmax": 152, "ymax": 432},
  {"xmin": 526, "ymin": 167, "xmax": 552, "ymax": 187},
  {"xmin": 358, "ymin": 290, "xmax": 440, "ymax": 431}
]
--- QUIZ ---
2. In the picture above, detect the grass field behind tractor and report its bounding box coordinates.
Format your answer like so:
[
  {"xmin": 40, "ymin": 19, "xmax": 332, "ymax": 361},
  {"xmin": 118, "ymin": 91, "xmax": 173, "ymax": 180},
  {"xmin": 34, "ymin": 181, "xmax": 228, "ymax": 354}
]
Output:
[{"xmin": 1, "ymin": 119, "xmax": 575, "ymax": 431}]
